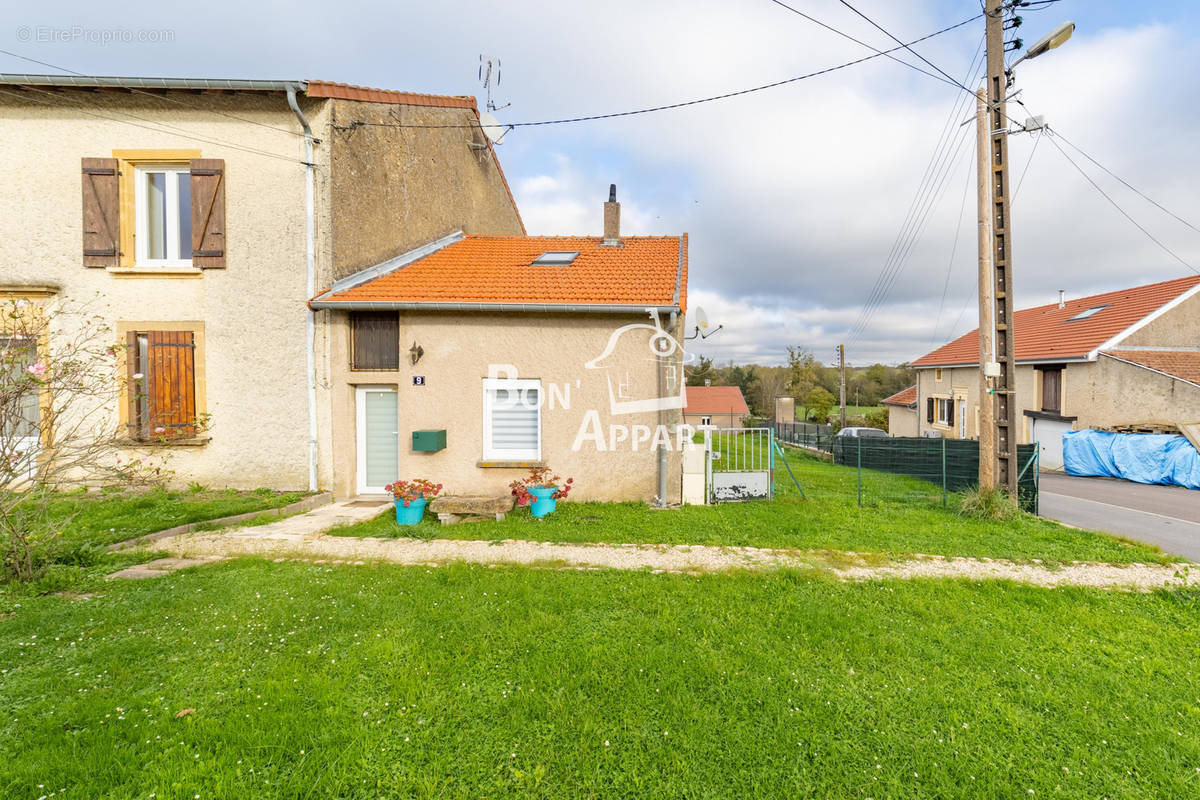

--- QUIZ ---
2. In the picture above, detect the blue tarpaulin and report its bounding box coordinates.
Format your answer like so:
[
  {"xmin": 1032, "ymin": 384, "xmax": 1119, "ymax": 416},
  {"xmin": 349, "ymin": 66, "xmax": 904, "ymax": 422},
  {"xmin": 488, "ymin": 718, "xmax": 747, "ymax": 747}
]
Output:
[{"xmin": 1062, "ymin": 429, "xmax": 1200, "ymax": 490}]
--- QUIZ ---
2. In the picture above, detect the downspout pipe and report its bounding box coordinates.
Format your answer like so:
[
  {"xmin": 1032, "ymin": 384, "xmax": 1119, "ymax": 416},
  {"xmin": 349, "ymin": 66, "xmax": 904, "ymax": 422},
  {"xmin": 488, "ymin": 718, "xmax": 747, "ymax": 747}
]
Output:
[
  {"xmin": 657, "ymin": 308, "xmax": 678, "ymax": 508},
  {"xmin": 287, "ymin": 83, "xmax": 319, "ymax": 492}
]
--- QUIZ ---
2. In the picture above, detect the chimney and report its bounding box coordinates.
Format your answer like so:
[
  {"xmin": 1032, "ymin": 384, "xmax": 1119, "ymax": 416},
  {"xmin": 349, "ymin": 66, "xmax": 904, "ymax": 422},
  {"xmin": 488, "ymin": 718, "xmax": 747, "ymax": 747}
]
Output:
[
  {"xmin": 602, "ymin": 183, "xmax": 621, "ymax": 246},
  {"xmin": 1058, "ymin": 290, "xmax": 1065, "ymax": 309}
]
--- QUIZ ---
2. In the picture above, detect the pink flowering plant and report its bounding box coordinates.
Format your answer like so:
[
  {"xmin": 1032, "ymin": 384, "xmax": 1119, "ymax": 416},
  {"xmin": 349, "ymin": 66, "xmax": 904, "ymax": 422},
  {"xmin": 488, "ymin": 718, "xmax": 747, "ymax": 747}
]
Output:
[
  {"xmin": 509, "ymin": 466, "xmax": 574, "ymax": 506},
  {"xmin": 384, "ymin": 478, "xmax": 443, "ymax": 507}
]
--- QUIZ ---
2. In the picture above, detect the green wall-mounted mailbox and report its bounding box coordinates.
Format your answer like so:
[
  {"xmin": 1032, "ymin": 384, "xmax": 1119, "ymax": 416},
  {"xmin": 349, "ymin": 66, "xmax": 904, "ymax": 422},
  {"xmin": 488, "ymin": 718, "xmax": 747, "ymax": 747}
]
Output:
[{"xmin": 412, "ymin": 429, "xmax": 447, "ymax": 452}]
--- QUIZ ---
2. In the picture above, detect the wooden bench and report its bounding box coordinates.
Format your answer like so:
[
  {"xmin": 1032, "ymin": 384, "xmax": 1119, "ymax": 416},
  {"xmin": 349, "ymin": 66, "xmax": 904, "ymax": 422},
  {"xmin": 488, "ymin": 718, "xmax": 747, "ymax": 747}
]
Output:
[{"xmin": 428, "ymin": 495, "xmax": 515, "ymax": 525}]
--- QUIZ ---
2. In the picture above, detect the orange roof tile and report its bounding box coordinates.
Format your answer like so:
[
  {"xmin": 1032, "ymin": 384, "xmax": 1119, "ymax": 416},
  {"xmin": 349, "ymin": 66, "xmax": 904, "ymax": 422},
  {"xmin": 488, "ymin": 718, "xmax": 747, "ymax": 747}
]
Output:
[
  {"xmin": 314, "ymin": 234, "xmax": 687, "ymax": 311},
  {"xmin": 304, "ymin": 81, "xmax": 479, "ymax": 109},
  {"xmin": 1102, "ymin": 350, "xmax": 1200, "ymax": 387},
  {"xmin": 881, "ymin": 385, "xmax": 918, "ymax": 406},
  {"xmin": 912, "ymin": 275, "xmax": 1200, "ymax": 367},
  {"xmin": 684, "ymin": 386, "xmax": 749, "ymax": 415}
]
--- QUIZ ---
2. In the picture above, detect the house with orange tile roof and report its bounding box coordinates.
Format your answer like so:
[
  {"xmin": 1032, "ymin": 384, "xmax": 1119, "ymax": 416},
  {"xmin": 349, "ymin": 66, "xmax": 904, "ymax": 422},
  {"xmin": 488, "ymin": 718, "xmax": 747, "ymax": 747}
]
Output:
[
  {"xmin": 881, "ymin": 385, "xmax": 918, "ymax": 437},
  {"xmin": 0, "ymin": 74, "xmax": 523, "ymax": 492},
  {"xmin": 901, "ymin": 275, "xmax": 1200, "ymax": 469},
  {"xmin": 309, "ymin": 186, "xmax": 690, "ymax": 503},
  {"xmin": 682, "ymin": 386, "xmax": 750, "ymax": 428}
]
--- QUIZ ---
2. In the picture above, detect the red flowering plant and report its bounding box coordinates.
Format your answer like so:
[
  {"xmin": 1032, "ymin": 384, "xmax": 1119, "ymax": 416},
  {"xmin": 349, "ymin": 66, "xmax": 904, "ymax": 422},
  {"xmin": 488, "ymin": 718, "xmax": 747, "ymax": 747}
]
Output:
[
  {"xmin": 508, "ymin": 466, "xmax": 574, "ymax": 506},
  {"xmin": 384, "ymin": 478, "xmax": 443, "ymax": 507}
]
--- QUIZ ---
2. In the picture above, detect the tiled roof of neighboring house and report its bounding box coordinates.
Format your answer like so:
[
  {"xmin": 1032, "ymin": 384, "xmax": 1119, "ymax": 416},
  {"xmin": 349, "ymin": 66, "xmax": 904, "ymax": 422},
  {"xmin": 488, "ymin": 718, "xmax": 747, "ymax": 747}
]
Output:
[
  {"xmin": 304, "ymin": 81, "xmax": 478, "ymax": 108},
  {"xmin": 684, "ymin": 386, "xmax": 750, "ymax": 415},
  {"xmin": 311, "ymin": 233, "xmax": 688, "ymax": 311},
  {"xmin": 881, "ymin": 385, "xmax": 918, "ymax": 407},
  {"xmin": 912, "ymin": 275, "xmax": 1200, "ymax": 367},
  {"xmin": 1102, "ymin": 350, "xmax": 1200, "ymax": 388}
]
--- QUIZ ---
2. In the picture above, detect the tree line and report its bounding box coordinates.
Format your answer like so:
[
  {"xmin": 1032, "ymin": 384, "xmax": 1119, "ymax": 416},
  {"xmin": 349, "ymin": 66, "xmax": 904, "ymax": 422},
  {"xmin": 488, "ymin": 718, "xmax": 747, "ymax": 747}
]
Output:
[{"xmin": 685, "ymin": 347, "xmax": 915, "ymax": 424}]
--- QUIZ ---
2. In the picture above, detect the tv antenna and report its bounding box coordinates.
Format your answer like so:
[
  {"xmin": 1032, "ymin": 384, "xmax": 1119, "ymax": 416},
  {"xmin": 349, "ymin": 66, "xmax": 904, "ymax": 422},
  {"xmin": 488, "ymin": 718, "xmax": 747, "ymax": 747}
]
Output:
[{"xmin": 478, "ymin": 55, "xmax": 510, "ymax": 113}]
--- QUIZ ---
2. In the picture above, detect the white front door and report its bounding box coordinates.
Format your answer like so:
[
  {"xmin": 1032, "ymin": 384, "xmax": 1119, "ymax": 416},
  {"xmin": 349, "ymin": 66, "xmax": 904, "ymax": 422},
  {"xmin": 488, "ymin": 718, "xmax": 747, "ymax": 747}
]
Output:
[{"xmin": 355, "ymin": 386, "xmax": 399, "ymax": 495}]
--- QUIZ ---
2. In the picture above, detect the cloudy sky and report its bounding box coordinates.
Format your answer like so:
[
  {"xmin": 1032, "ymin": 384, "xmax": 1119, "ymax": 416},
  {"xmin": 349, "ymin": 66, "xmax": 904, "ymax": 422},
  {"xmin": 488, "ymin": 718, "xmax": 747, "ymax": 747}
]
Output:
[{"xmin": 7, "ymin": 0, "xmax": 1199, "ymax": 366}]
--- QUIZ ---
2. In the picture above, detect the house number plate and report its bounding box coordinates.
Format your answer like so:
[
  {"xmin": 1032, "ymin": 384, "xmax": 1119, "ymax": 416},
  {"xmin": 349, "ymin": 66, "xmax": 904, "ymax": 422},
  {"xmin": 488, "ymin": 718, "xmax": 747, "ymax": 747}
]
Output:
[{"xmin": 413, "ymin": 376, "xmax": 425, "ymax": 386}]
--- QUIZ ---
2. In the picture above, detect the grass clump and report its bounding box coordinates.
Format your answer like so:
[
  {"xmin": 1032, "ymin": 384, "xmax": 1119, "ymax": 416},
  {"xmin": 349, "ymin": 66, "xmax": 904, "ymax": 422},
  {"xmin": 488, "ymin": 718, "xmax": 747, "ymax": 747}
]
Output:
[{"xmin": 958, "ymin": 485, "xmax": 1022, "ymax": 521}]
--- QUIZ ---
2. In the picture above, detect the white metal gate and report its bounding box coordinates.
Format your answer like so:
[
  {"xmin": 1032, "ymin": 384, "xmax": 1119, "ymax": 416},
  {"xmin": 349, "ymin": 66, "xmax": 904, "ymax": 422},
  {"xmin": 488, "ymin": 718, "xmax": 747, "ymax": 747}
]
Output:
[{"xmin": 706, "ymin": 427, "xmax": 774, "ymax": 502}]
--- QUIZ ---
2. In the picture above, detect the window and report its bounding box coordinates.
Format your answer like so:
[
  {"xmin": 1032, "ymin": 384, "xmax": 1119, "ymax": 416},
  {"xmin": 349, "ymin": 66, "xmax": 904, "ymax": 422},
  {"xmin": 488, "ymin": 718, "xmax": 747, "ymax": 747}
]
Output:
[
  {"xmin": 934, "ymin": 368, "xmax": 943, "ymax": 382},
  {"xmin": 1, "ymin": 338, "xmax": 41, "ymax": 477},
  {"xmin": 350, "ymin": 312, "xmax": 399, "ymax": 370},
  {"xmin": 531, "ymin": 251, "xmax": 579, "ymax": 265},
  {"xmin": 482, "ymin": 378, "xmax": 541, "ymax": 460},
  {"xmin": 134, "ymin": 165, "xmax": 193, "ymax": 266},
  {"xmin": 1041, "ymin": 367, "xmax": 1062, "ymax": 413},
  {"xmin": 1066, "ymin": 305, "xmax": 1110, "ymax": 322},
  {"xmin": 126, "ymin": 330, "xmax": 197, "ymax": 440},
  {"xmin": 700, "ymin": 415, "xmax": 712, "ymax": 426},
  {"xmin": 931, "ymin": 397, "xmax": 953, "ymax": 426}
]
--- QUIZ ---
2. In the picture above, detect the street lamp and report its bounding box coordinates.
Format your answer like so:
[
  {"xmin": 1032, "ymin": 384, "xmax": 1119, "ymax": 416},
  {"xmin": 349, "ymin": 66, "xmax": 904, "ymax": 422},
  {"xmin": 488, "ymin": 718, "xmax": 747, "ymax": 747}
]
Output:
[{"xmin": 1009, "ymin": 21, "xmax": 1075, "ymax": 70}]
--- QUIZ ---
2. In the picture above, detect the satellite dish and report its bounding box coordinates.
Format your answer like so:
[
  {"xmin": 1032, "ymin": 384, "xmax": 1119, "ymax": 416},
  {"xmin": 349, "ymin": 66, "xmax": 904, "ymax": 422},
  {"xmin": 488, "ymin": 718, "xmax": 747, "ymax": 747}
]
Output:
[
  {"xmin": 694, "ymin": 306, "xmax": 710, "ymax": 331},
  {"xmin": 479, "ymin": 111, "xmax": 507, "ymax": 144},
  {"xmin": 685, "ymin": 306, "xmax": 723, "ymax": 340}
]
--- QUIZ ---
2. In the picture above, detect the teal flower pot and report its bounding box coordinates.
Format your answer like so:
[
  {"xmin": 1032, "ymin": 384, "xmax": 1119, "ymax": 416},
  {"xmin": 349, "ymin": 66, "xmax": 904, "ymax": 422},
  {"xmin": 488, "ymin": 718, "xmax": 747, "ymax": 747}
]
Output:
[
  {"xmin": 529, "ymin": 486, "xmax": 558, "ymax": 519},
  {"xmin": 394, "ymin": 497, "xmax": 427, "ymax": 525}
]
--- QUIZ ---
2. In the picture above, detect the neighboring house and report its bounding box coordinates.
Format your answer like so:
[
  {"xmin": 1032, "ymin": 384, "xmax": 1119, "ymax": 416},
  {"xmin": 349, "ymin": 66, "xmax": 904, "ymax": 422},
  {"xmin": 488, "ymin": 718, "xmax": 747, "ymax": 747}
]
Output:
[
  {"xmin": 881, "ymin": 385, "xmax": 918, "ymax": 437},
  {"xmin": 908, "ymin": 275, "xmax": 1200, "ymax": 469},
  {"xmin": 683, "ymin": 385, "xmax": 750, "ymax": 428},
  {"xmin": 308, "ymin": 189, "xmax": 689, "ymax": 503},
  {"xmin": 0, "ymin": 74, "xmax": 523, "ymax": 491}
]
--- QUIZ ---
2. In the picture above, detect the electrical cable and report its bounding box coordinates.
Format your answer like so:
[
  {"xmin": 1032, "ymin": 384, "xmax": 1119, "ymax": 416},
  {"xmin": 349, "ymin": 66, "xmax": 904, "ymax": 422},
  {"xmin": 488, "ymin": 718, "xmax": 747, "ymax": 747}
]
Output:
[
  {"xmin": 836, "ymin": 0, "xmax": 975, "ymax": 94},
  {"xmin": 930, "ymin": 152, "xmax": 975, "ymax": 345},
  {"xmin": 1045, "ymin": 131, "xmax": 1198, "ymax": 274}
]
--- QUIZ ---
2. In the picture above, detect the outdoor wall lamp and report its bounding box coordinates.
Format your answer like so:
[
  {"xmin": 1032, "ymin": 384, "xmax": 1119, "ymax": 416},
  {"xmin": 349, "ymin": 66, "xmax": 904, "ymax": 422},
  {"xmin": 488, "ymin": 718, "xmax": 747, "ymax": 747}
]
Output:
[{"xmin": 409, "ymin": 342, "xmax": 424, "ymax": 365}]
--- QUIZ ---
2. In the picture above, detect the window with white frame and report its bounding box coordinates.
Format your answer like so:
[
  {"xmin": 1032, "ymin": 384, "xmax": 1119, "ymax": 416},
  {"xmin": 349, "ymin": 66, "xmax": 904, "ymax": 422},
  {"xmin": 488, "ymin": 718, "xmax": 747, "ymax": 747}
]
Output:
[
  {"xmin": 482, "ymin": 378, "xmax": 541, "ymax": 460},
  {"xmin": 935, "ymin": 397, "xmax": 952, "ymax": 425},
  {"xmin": 1, "ymin": 336, "xmax": 41, "ymax": 479},
  {"xmin": 700, "ymin": 415, "xmax": 712, "ymax": 426},
  {"xmin": 134, "ymin": 165, "xmax": 192, "ymax": 266}
]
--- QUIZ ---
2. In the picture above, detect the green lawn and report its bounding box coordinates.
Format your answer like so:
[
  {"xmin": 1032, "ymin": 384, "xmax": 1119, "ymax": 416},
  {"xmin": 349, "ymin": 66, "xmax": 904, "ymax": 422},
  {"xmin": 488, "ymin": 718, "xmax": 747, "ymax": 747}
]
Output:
[
  {"xmin": 331, "ymin": 450, "xmax": 1174, "ymax": 565},
  {"xmin": 2, "ymin": 560, "xmax": 1198, "ymax": 798},
  {"xmin": 43, "ymin": 486, "xmax": 311, "ymax": 548}
]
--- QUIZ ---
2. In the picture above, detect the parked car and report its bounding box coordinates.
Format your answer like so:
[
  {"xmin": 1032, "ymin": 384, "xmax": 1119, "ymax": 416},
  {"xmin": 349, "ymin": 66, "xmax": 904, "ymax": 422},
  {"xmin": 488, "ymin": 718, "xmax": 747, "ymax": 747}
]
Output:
[{"xmin": 836, "ymin": 426, "xmax": 887, "ymax": 438}]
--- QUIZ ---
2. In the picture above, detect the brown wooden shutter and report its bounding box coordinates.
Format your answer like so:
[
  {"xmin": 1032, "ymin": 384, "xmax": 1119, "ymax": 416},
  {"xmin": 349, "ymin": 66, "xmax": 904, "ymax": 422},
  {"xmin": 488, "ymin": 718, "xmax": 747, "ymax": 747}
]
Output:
[
  {"xmin": 926, "ymin": 397, "xmax": 934, "ymax": 424},
  {"xmin": 146, "ymin": 331, "xmax": 196, "ymax": 439},
  {"xmin": 190, "ymin": 159, "xmax": 226, "ymax": 269},
  {"xmin": 82, "ymin": 158, "xmax": 120, "ymax": 268},
  {"xmin": 1042, "ymin": 368, "xmax": 1062, "ymax": 412}
]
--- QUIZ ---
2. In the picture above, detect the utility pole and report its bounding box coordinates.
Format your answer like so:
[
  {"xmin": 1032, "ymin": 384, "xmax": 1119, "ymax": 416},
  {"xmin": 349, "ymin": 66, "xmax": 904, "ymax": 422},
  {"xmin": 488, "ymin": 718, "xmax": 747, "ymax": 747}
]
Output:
[
  {"xmin": 975, "ymin": 87, "xmax": 996, "ymax": 491},
  {"xmin": 985, "ymin": 0, "xmax": 1018, "ymax": 501},
  {"xmin": 839, "ymin": 344, "xmax": 847, "ymax": 428}
]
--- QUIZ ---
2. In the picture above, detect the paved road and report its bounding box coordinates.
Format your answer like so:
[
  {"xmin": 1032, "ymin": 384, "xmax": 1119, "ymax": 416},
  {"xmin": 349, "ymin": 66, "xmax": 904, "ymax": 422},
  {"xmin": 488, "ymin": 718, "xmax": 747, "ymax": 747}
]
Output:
[{"xmin": 1039, "ymin": 473, "xmax": 1200, "ymax": 560}]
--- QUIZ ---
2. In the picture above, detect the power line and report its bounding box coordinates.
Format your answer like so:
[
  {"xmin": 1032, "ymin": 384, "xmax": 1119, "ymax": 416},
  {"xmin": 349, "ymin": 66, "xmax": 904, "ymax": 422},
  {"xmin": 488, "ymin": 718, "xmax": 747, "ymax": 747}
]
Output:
[
  {"xmin": 1049, "ymin": 126, "xmax": 1200, "ymax": 237},
  {"xmin": 835, "ymin": 0, "xmax": 974, "ymax": 94},
  {"xmin": 0, "ymin": 47, "xmax": 308, "ymax": 140},
  {"xmin": 1011, "ymin": 128, "xmax": 1042, "ymax": 201},
  {"xmin": 930, "ymin": 153, "xmax": 975, "ymax": 345},
  {"xmin": 764, "ymin": 0, "xmax": 962, "ymax": 89},
  {"xmin": 1045, "ymin": 131, "xmax": 1198, "ymax": 275},
  {"xmin": 323, "ymin": 14, "xmax": 982, "ymax": 131}
]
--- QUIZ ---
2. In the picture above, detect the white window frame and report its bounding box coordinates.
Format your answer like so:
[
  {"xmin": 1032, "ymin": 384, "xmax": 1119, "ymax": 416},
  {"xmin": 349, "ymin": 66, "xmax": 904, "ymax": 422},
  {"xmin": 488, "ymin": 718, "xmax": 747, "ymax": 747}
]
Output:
[
  {"xmin": 935, "ymin": 397, "xmax": 952, "ymax": 426},
  {"xmin": 134, "ymin": 164, "xmax": 192, "ymax": 268},
  {"xmin": 482, "ymin": 377, "xmax": 542, "ymax": 461},
  {"xmin": 700, "ymin": 415, "xmax": 712, "ymax": 426},
  {"xmin": 1, "ymin": 336, "xmax": 41, "ymax": 481}
]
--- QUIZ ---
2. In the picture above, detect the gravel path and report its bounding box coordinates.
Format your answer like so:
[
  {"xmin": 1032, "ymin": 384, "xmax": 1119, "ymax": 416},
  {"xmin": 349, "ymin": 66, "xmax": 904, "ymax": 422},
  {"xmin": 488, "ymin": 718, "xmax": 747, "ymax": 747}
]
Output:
[{"xmin": 156, "ymin": 527, "xmax": 1196, "ymax": 591}]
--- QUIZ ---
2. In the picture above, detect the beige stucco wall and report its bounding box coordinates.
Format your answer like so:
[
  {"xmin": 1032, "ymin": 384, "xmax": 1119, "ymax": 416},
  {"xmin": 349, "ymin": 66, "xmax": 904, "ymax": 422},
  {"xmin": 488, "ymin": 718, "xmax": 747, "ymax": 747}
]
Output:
[
  {"xmin": 886, "ymin": 405, "xmax": 918, "ymax": 437},
  {"xmin": 915, "ymin": 357, "xmax": 1200, "ymax": 442},
  {"xmin": 1070, "ymin": 358, "xmax": 1200, "ymax": 428},
  {"xmin": 325, "ymin": 100, "xmax": 524, "ymax": 280},
  {"xmin": 0, "ymin": 90, "xmax": 314, "ymax": 489},
  {"xmin": 327, "ymin": 310, "xmax": 684, "ymax": 503},
  {"xmin": 682, "ymin": 412, "xmax": 746, "ymax": 428},
  {"xmin": 1118, "ymin": 291, "xmax": 1200, "ymax": 347}
]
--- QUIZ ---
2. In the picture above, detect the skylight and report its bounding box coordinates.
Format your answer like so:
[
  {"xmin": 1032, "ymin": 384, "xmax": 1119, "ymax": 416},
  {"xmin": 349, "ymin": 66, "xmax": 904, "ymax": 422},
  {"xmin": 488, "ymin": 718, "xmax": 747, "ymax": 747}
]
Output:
[
  {"xmin": 1066, "ymin": 304, "xmax": 1110, "ymax": 321},
  {"xmin": 531, "ymin": 251, "xmax": 579, "ymax": 265}
]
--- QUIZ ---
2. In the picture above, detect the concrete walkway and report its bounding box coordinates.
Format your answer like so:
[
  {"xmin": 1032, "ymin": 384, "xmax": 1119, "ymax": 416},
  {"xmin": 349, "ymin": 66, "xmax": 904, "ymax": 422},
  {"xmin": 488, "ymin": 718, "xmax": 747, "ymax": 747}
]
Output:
[{"xmin": 136, "ymin": 499, "xmax": 1200, "ymax": 591}]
